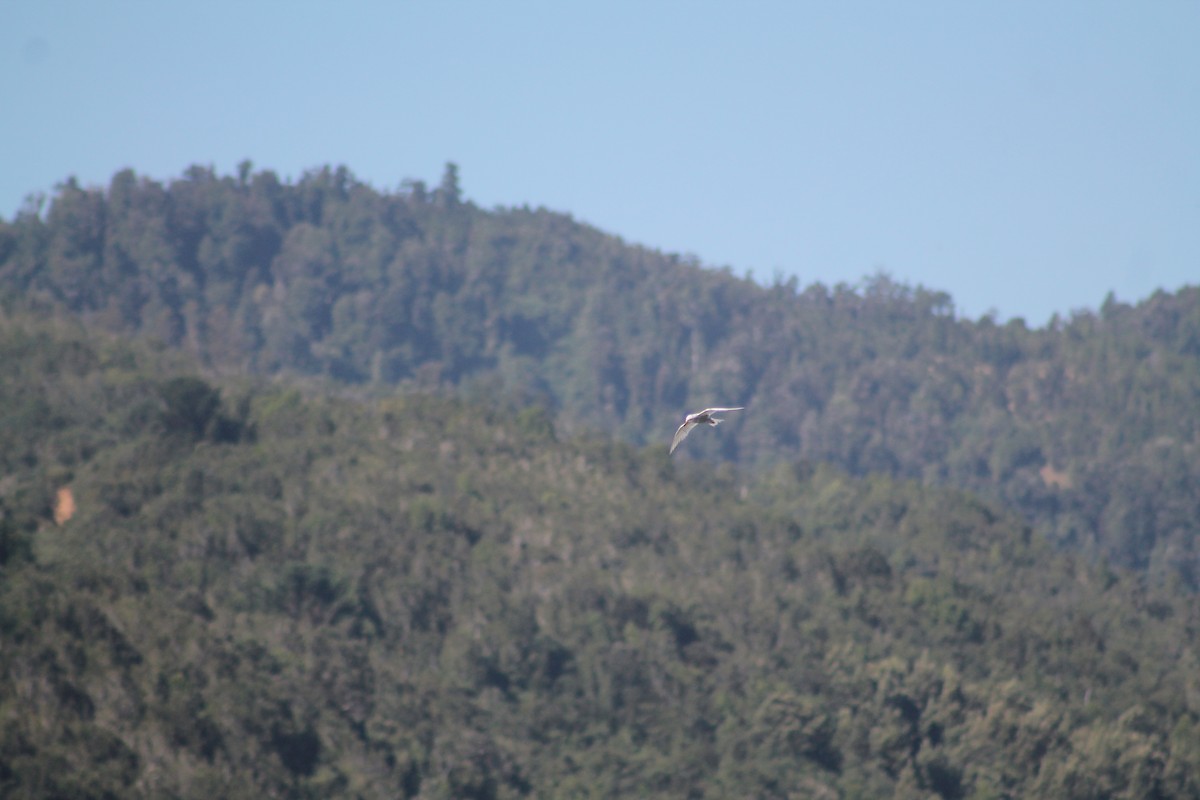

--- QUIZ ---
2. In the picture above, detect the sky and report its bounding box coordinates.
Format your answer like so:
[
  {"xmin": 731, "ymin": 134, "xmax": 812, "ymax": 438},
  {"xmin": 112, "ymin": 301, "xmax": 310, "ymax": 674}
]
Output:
[{"xmin": 3, "ymin": 1, "xmax": 1197, "ymax": 325}]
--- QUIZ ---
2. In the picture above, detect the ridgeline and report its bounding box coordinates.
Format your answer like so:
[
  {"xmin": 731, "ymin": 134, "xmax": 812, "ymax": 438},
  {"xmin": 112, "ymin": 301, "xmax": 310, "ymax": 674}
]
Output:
[{"xmin": 1, "ymin": 165, "xmax": 1199, "ymax": 796}]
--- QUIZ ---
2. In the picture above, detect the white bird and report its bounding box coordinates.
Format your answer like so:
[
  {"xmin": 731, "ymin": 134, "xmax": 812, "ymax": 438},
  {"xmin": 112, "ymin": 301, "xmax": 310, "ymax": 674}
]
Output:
[{"xmin": 670, "ymin": 407, "xmax": 744, "ymax": 454}]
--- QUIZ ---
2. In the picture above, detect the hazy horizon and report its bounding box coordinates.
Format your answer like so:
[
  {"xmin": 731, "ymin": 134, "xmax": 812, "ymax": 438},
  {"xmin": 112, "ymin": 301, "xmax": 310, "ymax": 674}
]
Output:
[{"xmin": 4, "ymin": 1, "xmax": 1197, "ymax": 325}]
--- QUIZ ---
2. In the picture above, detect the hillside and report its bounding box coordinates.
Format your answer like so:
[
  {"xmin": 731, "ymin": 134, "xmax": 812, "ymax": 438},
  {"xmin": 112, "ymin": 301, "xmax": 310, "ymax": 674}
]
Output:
[
  {"xmin": 3, "ymin": 312, "xmax": 1200, "ymax": 798},
  {"xmin": 1, "ymin": 164, "xmax": 1198, "ymax": 583}
]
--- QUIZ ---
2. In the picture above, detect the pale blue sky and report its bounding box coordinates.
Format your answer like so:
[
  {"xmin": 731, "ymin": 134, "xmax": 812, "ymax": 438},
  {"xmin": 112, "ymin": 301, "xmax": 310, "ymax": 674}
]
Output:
[{"xmin": 3, "ymin": 1, "xmax": 1197, "ymax": 324}]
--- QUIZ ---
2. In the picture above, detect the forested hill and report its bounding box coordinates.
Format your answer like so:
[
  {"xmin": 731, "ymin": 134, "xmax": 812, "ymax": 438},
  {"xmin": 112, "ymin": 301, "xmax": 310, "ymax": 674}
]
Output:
[
  {"xmin": 2, "ymin": 313, "xmax": 1200, "ymax": 797},
  {"xmin": 1, "ymin": 164, "xmax": 1198, "ymax": 579}
]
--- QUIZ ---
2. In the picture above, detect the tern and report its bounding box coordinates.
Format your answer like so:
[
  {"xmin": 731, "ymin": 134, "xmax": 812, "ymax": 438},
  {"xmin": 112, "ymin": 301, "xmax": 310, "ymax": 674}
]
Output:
[{"xmin": 669, "ymin": 407, "xmax": 744, "ymax": 454}]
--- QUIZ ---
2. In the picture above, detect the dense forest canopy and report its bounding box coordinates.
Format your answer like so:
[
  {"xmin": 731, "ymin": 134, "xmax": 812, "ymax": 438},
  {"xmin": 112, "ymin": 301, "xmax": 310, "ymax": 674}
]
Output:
[
  {"xmin": 2, "ymin": 164, "xmax": 1197, "ymax": 582},
  {"xmin": 2, "ymin": 313, "xmax": 1199, "ymax": 798},
  {"xmin": 1, "ymin": 164, "xmax": 1199, "ymax": 795}
]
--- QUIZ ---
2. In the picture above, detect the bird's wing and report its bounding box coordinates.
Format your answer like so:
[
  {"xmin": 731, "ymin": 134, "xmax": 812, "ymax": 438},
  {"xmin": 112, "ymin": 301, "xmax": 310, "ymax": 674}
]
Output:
[
  {"xmin": 699, "ymin": 406, "xmax": 744, "ymax": 415},
  {"xmin": 670, "ymin": 420, "xmax": 697, "ymax": 453}
]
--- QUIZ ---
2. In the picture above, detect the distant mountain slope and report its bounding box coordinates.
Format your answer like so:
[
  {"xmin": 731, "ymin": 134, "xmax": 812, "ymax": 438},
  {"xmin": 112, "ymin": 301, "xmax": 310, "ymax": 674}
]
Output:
[
  {"xmin": 3, "ymin": 313, "xmax": 1199, "ymax": 798},
  {"xmin": 2, "ymin": 165, "xmax": 1198, "ymax": 578}
]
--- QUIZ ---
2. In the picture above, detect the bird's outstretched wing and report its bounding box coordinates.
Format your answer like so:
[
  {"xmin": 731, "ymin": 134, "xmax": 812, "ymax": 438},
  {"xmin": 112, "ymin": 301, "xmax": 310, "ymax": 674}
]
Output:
[
  {"xmin": 670, "ymin": 419, "xmax": 699, "ymax": 453},
  {"xmin": 694, "ymin": 406, "xmax": 744, "ymax": 417}
]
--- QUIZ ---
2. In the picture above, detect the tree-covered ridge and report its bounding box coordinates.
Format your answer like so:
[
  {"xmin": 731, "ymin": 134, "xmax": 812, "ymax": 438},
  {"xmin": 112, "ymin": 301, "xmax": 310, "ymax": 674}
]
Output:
[
  {"xmin": 2, "ymin": 314, "xmax": 1199, "ymax": 798},
  {"xmin": 1, "ymin": 165, "xmax": 1198, "ymax": 581}
]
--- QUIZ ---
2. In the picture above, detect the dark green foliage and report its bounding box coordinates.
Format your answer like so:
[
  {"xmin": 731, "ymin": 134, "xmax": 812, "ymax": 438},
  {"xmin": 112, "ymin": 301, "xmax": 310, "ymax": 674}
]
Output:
[
  {"xmin": 2, "ymin": 165, "xmax": 1199, "ymax": 795},
  {"xmin": 159, "ymin": 376, "xmax": 220, "ymax": 440},
  {"xmin": 2, "ymin": 315, "xmax": 1199, "ymax": 797},
  {"xmin": 0, "ymin": 505, "xmax": 34, "ymax": 567},
  {"xmin": 2, "ymin": 166, "xmax": 1198, "ymax": 583}
]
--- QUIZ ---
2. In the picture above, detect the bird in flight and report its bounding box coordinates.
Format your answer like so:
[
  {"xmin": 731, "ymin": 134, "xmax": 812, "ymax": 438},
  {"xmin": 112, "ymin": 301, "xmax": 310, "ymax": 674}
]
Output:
[{"xmin": 670, "ymin": 407, "xmax": 744, "ymax": 454}]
